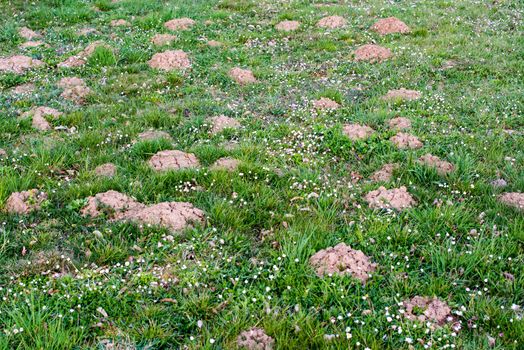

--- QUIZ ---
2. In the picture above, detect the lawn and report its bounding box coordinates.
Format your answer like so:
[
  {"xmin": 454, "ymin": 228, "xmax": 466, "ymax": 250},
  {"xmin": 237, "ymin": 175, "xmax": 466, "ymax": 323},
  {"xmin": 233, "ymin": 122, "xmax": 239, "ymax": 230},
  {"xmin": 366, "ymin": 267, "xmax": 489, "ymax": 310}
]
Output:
[{"xmin": 0, "ymin": 0, "xmax": 523, "ymax": 349}]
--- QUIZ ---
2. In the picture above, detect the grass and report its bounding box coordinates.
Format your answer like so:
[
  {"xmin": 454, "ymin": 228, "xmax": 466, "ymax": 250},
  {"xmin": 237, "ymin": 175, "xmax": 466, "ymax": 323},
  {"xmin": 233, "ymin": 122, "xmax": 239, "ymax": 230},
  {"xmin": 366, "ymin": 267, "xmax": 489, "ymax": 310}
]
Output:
[{"xmin": 0, "ymin": 0, "xmax": 523, "ymax": 349}]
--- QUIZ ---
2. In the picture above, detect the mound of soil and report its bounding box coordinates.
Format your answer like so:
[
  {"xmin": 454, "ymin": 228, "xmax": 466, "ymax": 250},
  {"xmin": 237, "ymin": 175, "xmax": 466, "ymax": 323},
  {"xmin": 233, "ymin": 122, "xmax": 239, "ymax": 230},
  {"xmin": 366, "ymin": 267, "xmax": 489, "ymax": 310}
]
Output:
[
  {"xmin": 370, "ymin": 17, "xmax": 410, "ymax": 35},
  {"xmin": 211, "ymin": 157, "xmax": 240, "ymax": 171},
  {"xmin": 58, "ymin": 77, "xmax": 90, "ymax": 104},
  {"xmin": 209, "ymin": 115, "xmax": 241, "ymax": 134},
  {"xmin": 207, "ymin": 40, "xmax": 222, "ymax": 47},
  {"xmin": 23, "ymin": 106, "xmax": 62, "ymax": 131},
  {"xmin": 237, "ymin": 327, "xmax": 274, "ymax": 350},
  {"xmin": 354, "ymin": 44, "xmax": 392, "ymax": 63},
  {"xmin": 148, "ymin": 50, "xmax": 190, "ymax": 71},
  {"xmin": 388, "ymin": 117, "xmax": 411, "ymax": 130},
  {"xmin": 0, "ymin": 55, "xmax": 44, "ymax": 74},
  {"xmin": 151, "ymin": 34, "xmax": 177, "ymax": 46},
  {"xmin": 390, "ymin": 132, "xmax": 423, "ymax": 149},
  {"xmin": 370, "ymin": 163, "xmax": 399, "ymax": 182},
  {"xmin": 0, "ymin": 149, "xmax": 6, "ymax": 158},
  {"xmin": 313, "ymin": 97, "xmax": 339, "ymax": 110},
  {"xmin": 382, "ymin": 88, "xmax": 421, "ymax": 101},
  {"xmin": 20, "ymin": 41, "xmax": 46, "ymax": 49},
  {"xmin": 5, "ymin": 189, "xmax": 48, "ymax": 214},
  {"xmin": 275, "ymin": 20, "xmax": 300, "ymax": 32},
  {"xmin": 138, "ymin": 130, "xmax": 172, "ymax": 141},
  {"xmin": 81, "ymin": 190, "xmax": 144, "ymax": 218},
  {"xmin": 309, "ymin": 243, "xmax": 377, "ymax": 282},
  {"xmin": 499, "ymin": 192, "xmax": 524, "ymax": 211},
  {"xmin": 111, "ymin": 19, "xmax": 129, "ymax": 27},
  {"xmin": 342, "ymin": 123, "xmax": 375, "ymax": 141},
  {"xmin": 164, "ymin": 18, "xmax": 195, "ymax": 31},
  {"xmin": 94, "ymin": 163, "xmax": 117, "ymax": 177},
  {"xmin": 148, "ymin": 150, "xmax": 200, "ymax": 171},
  {"xmin": 229, "ymin": 67, "xmax": 257, "ymax": 84},
  {"xmin": 124, "ymin": 202, "xmax": 205, "ymax": 232},
  {"xmin": 19, "ymin": 27, "xmax": 41, "ymax": 40},
  {"xmin": 12, "ymin": 83, "xmax": 35, "ymax": 95},
  {"xmin": 403, "ymin": 296, "xmax": 452, "ymax": 326},
  {"xmin": 418, "ymin": 154, "xmax": 455, "ymax": 175},
  {"xmin": 58, "ymin": 56, "xmax": 86, "ymax": 68},
  {"xmin": 365, "ymin": 186, "xmax": 416, "ymax": 210},
  {"xmin": 81, "ymin": 190, "xmax": 204, "ymax": 233},
  {"xmin": 316, "ymin": 16, "xmax": 346, "ymax": 29}
]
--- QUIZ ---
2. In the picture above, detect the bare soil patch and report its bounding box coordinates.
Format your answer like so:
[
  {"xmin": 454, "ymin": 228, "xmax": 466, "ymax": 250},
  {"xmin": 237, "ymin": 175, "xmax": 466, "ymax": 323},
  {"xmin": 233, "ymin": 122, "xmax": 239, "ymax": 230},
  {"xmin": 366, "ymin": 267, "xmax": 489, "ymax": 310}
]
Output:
[
  {"xmin": 229, "ymin": 67, "xmax": 256, "ymax": 84},
  {"xmin": 370, "ymin": 163, "xmax": 399, "ymax": 182},
  {"xmin": 316, "ymin": 16, "xmax": 346, "ymax": 29},
  {"xmin": 12, "ymin": 83, "xmax": 35, "ymax": 95},
  {"xmin": 342, "ymin": 123, "xmax": 374, "ymax": 141},
  {"xmin": 370, "ymin": 17, "xmax": 410, "ymax": 35},
  {"xmin": 275, "ymin": 20, "xmax": 300, "ymax": 32},
  {"xmin": 499, "ymin": 192, "xmax": 524, "ymax": 211},
  {"xmin": 151, "ymin": 34, "xmax": 176, "ymax": 46},
  {"xmin": 148, "ymin": 150, "xmax": 200, "ymax": 171},
  {"xmin": 6, "ymin": 189, "xmax": 48, "ymax": 214},
  {"xmin": 237, "ymin": 328, "xmax": 274, "ymax": 350},
  {"xmin": 94, "ymin": 163, "xmax": 117, "ymax": 177},
  {"xmin": 390, "ymin": 132, "xmax": 423, "ymax": 149},
  {"xmin": 19, "ymin": 27, "xmax": 41, "ymax": 40},
  {"xmin": 354, "ymin": 44, "xmax": 392, "ymax": 63},
  {"xmin": 365, "ymin": 186, "xmax": 416, "ymax": 210},
  {"xmin": 403, "ymin": 296, "xmax": 453, "ymax": 326},
  {"xmin": 23, "ymin": 106, "xmax": 62, "ymax": 131},
  {"xmin": 209, "ymin": 115, "xmax": 241, "ymax": 134},
  {"xmin": 165, "ymin": 18, "xmax": 195, "ymax": 31},
  {"xmin": 81, "ymin": 190, "xmax": 144, "ymax": 218},
  {"xmin": 388, "ymin": 117, "xmax": 411, "ymax": 130},
  {"xmin": 58, "ymin": 77, "xmax": 90, "ymax": 104},
  {"xmin": 309, "ymin": 242, "xmax": 377, "ymax": 283},
  {"xmin": 418, "ymin": 154, "xmax": 455, "ymax": 175},
  {"xmin": 211, "ymin": 157, "xmax": 240, "ymax": 171},
  {"xmin": 382, "ymin": 88, "xmax": 421, "ymax": 101},
  {"xmin": 138, "ymin": 130, "xmax": 172, "ymax": 141},
  {"xmin": 148, "ymin": 50, "xmax": 190, "ymax": 71},
  {"xmin": 0, "ymin": 55, "xmax": 44, "ymax": 74},
  {"xmin": 313, "ymin": 97, "xmax": 339, "ymax": 110}
]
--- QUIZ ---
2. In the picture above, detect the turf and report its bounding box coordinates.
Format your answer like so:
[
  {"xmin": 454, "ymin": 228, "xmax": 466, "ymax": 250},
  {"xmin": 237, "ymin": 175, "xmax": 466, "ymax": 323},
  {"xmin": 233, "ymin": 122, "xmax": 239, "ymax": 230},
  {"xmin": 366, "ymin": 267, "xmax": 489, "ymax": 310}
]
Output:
[{"xmin": 0, "ymin": 0, "xmax": 523, "ymax": 349}]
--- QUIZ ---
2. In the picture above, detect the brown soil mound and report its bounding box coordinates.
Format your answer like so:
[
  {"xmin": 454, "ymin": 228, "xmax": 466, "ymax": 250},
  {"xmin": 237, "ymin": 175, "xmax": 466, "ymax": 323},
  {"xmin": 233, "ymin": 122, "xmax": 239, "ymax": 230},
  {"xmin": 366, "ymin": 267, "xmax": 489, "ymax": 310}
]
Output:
[
  {"xmin": 5, "ymin": 189, "xmax": 48, "ymax": 214},
  {"xmin": 316, "ymin": 16, "xmax": 347, "ymax": 29},
  {"xmin": 151, "ymin": 34, "xmax": 177, "ymax": 46},
  {"xmin": 58, "ymin": 77, "xmax": 90, "ymax": 104},
  {"xmin": 229, "ymin": 67, "xmax": 257, "ymax": 84},
  {"xmin": 138, "ymin": 130, "xmax": 172, "ymax": 141},
  {"xmin": 370, "ymin": 163, "xmax": 399, "ymax": 182},
  {"xmin": 94, "ymin": 163, "xmax": 117, "ymax": 177},
  {"xmin": 382, "ymin": 88, "xmax": 421, "ymax": 101},
  {"xmin": 390, "ymin": 132, "xmax": 423, "ymax": 149},
  {"xmin": 111, "ymin": 19, "xmax": 129, "ymax": 27},
  {"xmin": 403, "ymin": 296, "xmax": 452, "ymax": 326},
  {"xmin": 365, "ymin": 186, "xmax": 416, "ymax": 210},
  {"xmin": 81, "ymin": 41, "xmax": 110, "ymax": 57},
  {"xmin": 19, "ymin": 27, "xmax": 41, "ymax": 40},
  {"xmin": 207, "ymin": 40, "xmax": 222, "ymax": 47},
  {"xmin": 499, "ymin": 192, "xmax": 524, "ymax": 211},
  {"xmin": 388, "ymin": 117, "xmax": 411, "ymax": 130},
  {"xmin": 342, "ymin": 123, "xmax": 375, "ymax": 141},
  {"xmin": 209, "ymin": 115, "xmax": 241, "ymax": 134},
  {"xmin": 148, "ymin": 50, "xmax": 190, "ymax": 71},
  {"xmin": 81, "ymin": 190, "xmax": 144, "ymax": 218},
  {"xmin": 0, "ymin": 149, "xmax": 7, "ymax": 158},
  {"xmin": 12, "ymin": 83, "xmax": 35, "ymax": 95},
  {"xmin": 418, "ymin": 154, "xmax": 455, "ymax": 175},
  {"xmin": 370, "ymin": 17, "xmax": 410, "ymax": 35},
  {"xmin": 20, "ymin": 41, "xmax": 46, "ymax": 48},
  {"xmin": 124, "ymin": 202, "xmax": 205, "ymax": 232},
  {"xmin": 81, "ymin": 190, "xmax": 204, "ymax": 233},
  {"xmin": 313, "ymin": 97, "xmax": 339, "ymax": 110},
  {"xmin": 0, "ymin": 55, "xmax": 44, "ymax": 74},
  {"xmin": 309, "ymin": 243, "xmax": 377, "ymax": 282},
  {"xmin": 148, "ymin": 150, "xmax": 200, "ymax": 171},
  {"xmin": 23, "ymin": 106, "xmax": 62, "ymax": 131},
  {"xmin": 211, "ymin": 157, "xmax": 240, "ymax": 171},
  {"xmin": 58, "ymin": 56, "xmax": 86, "ymax": 68},
  {"xmin": 275, "ymin": 20, "xmax": 300, "ymax": 32},
  {"xmin": 237, "ymin": 327, "xmax": 274, "ymax": 350},
  {"xmin": 165, "ymin": 18, "xmax": 195, "ymax": 31},
  {"xmin": 354, "ymin": 44, "xmax": 392, "ymax": 63}
]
